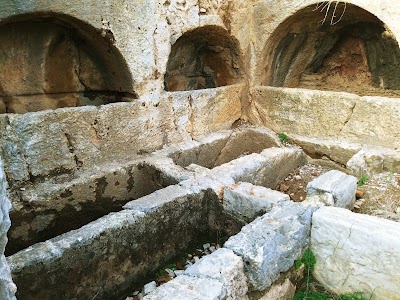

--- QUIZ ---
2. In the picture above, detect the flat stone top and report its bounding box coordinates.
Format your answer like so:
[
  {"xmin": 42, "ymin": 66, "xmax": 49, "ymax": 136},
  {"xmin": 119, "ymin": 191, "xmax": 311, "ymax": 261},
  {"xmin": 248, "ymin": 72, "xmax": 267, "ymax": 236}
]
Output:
[
  {"xmin": 313, "ymin": 206, "xmax": 400, "ymax": 235},
  {"xmin": 307, "ymin": 170, "xmax": 357, "ymax": 193}
]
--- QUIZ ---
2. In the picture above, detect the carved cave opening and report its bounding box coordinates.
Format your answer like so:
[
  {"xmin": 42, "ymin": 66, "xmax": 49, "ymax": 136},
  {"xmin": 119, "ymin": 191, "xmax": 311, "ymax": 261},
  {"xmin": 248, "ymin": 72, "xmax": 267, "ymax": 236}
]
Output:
[
  {"xmin": 263, "ymin": 2, "xmax": 400, "ymax": 97},
  {"xmin": 164, "ymin": 25, "xmax": 244, "ymax": 91},
  {"xmin": 0, "ymin": 13, "xmax": 136, "ymax": 114}
]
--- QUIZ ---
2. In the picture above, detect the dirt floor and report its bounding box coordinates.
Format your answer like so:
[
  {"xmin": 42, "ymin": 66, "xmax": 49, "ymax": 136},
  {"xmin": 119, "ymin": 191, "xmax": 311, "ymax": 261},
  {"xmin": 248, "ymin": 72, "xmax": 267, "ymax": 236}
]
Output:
[{"xmin": 353, "ymin": 172, "xmax": 400, "ymax": 222}]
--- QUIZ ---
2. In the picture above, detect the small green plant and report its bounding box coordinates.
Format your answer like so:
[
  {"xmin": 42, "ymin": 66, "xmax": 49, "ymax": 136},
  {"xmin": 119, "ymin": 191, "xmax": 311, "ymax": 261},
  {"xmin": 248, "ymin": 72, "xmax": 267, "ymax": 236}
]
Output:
[
  {"xmin": 164, "ymin": 263, "xmax": 177, "ymax": 271},
  {"xmin": 357, "ymin": 176, "xmax": 368, "ymax": 186},
  {"xmin": 293, "ymin": 291, "xmax": 327, "ymax": 300},
  {"xmin": 278, "ymin": 132, "xmax": 289, "ymax": 143},
  {"xmin": 155, "ymin": 263, "xmax": 177, "ymax": 277},
  {"xmin": 293, "ymin": 250, "xmax": 375, "ymax": 300},
  {"xmin": 340, "ymin": 292, "xmax": 372, "ymax": 300},
  {"xmin": 293, "ymin": 249, "xmax": 323, "ymax": 300}
]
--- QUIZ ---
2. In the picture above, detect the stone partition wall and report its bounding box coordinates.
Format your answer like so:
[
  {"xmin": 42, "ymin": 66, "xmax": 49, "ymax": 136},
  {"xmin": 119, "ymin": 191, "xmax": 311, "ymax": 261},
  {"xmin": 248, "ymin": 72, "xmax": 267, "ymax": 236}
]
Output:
[
  {"xmin": 248, "ymin": 86, "xmax": 400, "ymax": 150},
  {"xmin": 0, "ymin": 159, "xmax": 16, "ymax": 299},
  {"xmin": 0, "ymin": 85, "xmax": 243, "ymax": 189}
]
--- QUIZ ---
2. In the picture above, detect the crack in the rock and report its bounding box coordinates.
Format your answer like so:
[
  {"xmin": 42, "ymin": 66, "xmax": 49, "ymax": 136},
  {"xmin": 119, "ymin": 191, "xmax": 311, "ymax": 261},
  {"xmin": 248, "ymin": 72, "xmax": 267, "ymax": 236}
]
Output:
[
  {"xmin": 63, "ymin": 132, "xmax": 83, "ymax": 169},
  {"xmin": 338, "ymin": 102, "xmax": 357, "ymax": 136},
  {"xmin": 253, "ymin": 101, "xmax": 266, "ymax": 124},
  {"xmin": 188, "ymin": 95, "xmax": 195, "ymax": 140},
  {"xmin": 213, "ymin": 132, "xmax": 234, "ymax": 167},
  {"xmin": 90, "ymin": 108, "xmax": 102, "ymax": 151},
  {"xmin": 170, "ymin": 97, "xmax": 179, "ymax": 132},
  {"xmin": 53, "ymin": 111, "xmax": 83, "ymax": 170}
]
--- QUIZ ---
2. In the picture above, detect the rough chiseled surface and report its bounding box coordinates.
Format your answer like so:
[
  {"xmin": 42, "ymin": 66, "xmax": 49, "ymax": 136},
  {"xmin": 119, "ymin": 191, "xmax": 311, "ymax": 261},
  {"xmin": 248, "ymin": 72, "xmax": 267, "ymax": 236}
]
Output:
[
  {"xmin": 184, "ymin": 248, "xmax": 248, "ymax": 300},
  {"xmin": 306, "ymin": 170, "xmax": 357, "ymax": 209},
  {"xmin": 224, "ymin": 202, "xmax": 315, "ymax": 291},
  {"xmin": 0, "ymin": 160, "xmax": 16, "ymax": 299},
  {"xmin": 311, "ymin": 207, "xmax": 400, "ymax": 300},
  {"xmin": 223, "ymin": 182, "xmax": 289, "ymax": 221}
]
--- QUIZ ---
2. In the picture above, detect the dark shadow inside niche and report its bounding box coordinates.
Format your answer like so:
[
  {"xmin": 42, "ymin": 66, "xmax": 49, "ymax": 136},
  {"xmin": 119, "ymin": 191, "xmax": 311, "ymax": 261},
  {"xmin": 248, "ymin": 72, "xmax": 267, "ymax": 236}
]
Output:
[
  {"xmin": 0, "ymin": 13, "xmax": 136, "ymax": 114},
  {"xmin": 164, "ymin": 25, "xmax": 244, "ymax": 91},
  {"xmin": 263, "ymin": 2, "xmax": 400, "ymax": 98}
]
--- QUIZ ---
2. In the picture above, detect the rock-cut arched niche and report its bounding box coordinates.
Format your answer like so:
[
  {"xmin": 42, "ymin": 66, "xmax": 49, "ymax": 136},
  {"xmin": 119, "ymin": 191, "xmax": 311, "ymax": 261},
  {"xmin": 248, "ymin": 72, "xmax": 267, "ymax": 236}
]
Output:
[
  {"xmin": 263, "ymin": 2, "xmax": 400, "ymax": 97},
  {"xmin": 164, "ymin": 26, "xmax": 244, "ymax": 91},
  {"xmin": 0, "ymin": 13, "xmax": 135, "ymax": 114}
]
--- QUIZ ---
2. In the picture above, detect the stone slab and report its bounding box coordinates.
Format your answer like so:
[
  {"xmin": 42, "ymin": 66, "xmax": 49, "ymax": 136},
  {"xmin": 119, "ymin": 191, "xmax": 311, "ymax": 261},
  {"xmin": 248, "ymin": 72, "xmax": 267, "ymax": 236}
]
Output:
[
  {"xmin": 311, "ymin": 207, "xmax": 400, "ymax": 300},
  {"xmin": 259, "ymin": 279, "xmax": 296, "ymax": 300},
  {"xmin": 123, "ymin": 185, "xmax": 194, "ymax": 212},
  {"xmin": 223, "ymin": 182, "xmax": 289, "ymax": 221},
  {"xmin": 212, "ymin": 147, "xmax": 305, "ymax": 188}
]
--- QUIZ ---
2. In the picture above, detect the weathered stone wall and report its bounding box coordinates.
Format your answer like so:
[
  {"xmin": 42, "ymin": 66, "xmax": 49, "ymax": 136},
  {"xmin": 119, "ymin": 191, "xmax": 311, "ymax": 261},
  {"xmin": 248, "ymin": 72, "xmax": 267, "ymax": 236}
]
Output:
[
  {"xmin": 0, "ymin": 159, "xmax": 16, "ymax": 299},
  {"xmin": 248, "ymin": 87, "xmax": 400, "ymax": 150}
]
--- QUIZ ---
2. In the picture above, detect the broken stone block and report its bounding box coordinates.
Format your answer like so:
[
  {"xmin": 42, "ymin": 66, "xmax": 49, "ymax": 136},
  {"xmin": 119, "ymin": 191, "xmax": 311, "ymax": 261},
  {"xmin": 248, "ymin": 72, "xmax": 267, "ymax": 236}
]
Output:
[
  {"xmin": 306, "ymin": 170, "xmax": 357, "ymax": 209},
  {"xmin": 143, "ymin": 275, "xmax": 225, "ymax": 300},
  {"xmin": 224, "ymin": 202, "xmax": 315, "ymax": 291},
  {"xmin": 311, "ymin": 207, "xmax": 400, "ymax": 299},
  {"xmin": 223, "ymin": 182, "xmax": 290, "ymax": 221},
  {"xmin": 185, "ymin": 248, "xmax": 248, "ymax": 299}
]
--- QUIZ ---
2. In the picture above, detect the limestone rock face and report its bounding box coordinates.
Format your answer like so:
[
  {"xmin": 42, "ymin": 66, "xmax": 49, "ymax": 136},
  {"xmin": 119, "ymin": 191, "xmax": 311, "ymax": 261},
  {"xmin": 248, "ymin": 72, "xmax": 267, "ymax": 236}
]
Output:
[
  {"xmin": 250, "ymin": 86, "xmax": 400, "ymax": 150},
  {"xmin": 311, "ymin": 207, "xmax": 400, "ymax": 300},
  {"xmin": 224, "ymin": 202, "xmax": 315, "ymax": 291},
  {"xmin": 0, "ymin": 160, "xmax": 16, "ymax": 300}
]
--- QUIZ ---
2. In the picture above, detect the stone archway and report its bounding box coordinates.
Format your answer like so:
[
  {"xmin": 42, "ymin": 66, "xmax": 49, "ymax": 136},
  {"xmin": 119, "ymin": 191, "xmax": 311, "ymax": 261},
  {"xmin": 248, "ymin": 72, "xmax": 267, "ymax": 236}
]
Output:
[
  {"xmin": 0, "ymin": 13, "xmax": 136, "ymax": 114},
  {"xmin": 164, "ymin": 25, "xmax": 244, "ymax": 92},
  {"xmin": 262, "ymin": 2, "xmax": 400, "ymax": 97}
]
